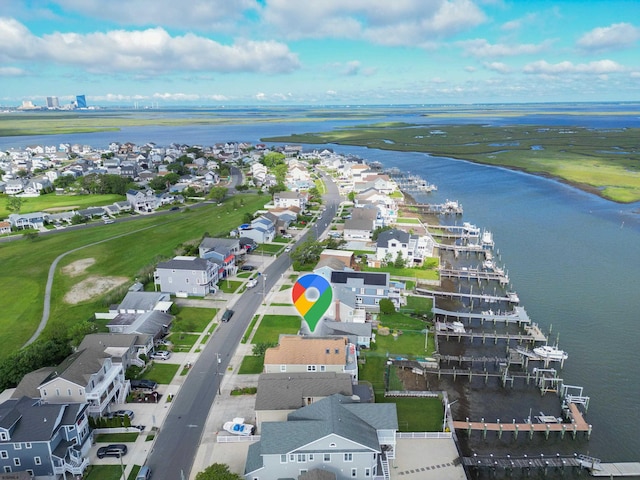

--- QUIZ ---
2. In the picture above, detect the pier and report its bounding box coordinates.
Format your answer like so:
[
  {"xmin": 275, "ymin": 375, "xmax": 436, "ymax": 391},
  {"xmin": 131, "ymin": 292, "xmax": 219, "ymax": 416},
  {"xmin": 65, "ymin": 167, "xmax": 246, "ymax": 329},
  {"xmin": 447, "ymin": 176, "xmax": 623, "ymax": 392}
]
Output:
[
  {"xmin": 432, "ymin": 305, "xmax": 532, "ymax": 325},
  {"xmin": 416, "ymin": 287, "xmax": 519, "ymax": 304},
  {"xmin": 434, "ymin": 324, "xmax": 547, "ymax": 344},
  {"xmin": 404, "ymin": 200, "xmax": 463, "ymax": 215},
  {"xmin": 438, "ymin": 267, "xmax": 509, "ymax": 284},
  {"xmin": 462, "ymin": 454, "xmax": 581, "ymax": 469}
]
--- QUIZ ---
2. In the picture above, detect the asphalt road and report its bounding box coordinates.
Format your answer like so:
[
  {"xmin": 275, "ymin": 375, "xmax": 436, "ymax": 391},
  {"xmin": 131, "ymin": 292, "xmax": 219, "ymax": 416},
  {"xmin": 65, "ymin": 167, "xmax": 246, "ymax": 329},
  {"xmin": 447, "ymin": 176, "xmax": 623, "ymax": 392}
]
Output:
[{"xmin": 147, "ymin": 170, "xmax": 341, "ymax": 478}]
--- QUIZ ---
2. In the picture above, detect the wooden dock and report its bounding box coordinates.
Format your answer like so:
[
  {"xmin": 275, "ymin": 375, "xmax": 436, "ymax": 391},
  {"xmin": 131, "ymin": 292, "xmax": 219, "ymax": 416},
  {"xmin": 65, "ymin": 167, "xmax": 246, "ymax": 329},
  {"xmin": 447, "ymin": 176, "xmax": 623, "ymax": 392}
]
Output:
[
  {"xmin": 435, "ymin": 326, "xmax": 545, "ymax": 344},
  {"xmin": 590, "ymin": 462, "xmax": 640, "ymax": 477},
  {"xmin": 415, "ymin": 287, "xmax": 518, "ymax": 304},
  {"xmin": 463, "ymin": 454, "xmax": 581, "ymax": 469},
  {"xmin": 453, "ymin": 402, "xmax": 591, "ymax": 439},
  {"xmin": 405, "ymin": 200, "xmax": 463, "ymax": 215},
  {"xmin": 439, "ymin": 267, "xmax": 509, "ymax": 284},
  {"xmin": 432, "ymin": 306, "xmax": 531, "ymax": 325}
]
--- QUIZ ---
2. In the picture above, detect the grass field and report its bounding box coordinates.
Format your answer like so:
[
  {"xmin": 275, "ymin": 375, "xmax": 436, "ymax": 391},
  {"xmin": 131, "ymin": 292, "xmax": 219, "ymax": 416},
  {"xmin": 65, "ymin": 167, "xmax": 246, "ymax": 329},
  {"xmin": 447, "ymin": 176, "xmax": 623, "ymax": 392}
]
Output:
[
  {"xmin": 83, "ymin": 465, "xmax": 126, "ymax": 480},
  {"xmin": 0, "ymin": 195, "xmax": 265, "ymax": 360},
  {"xmin": 264, "ymin": 123, "xmax": 640, "ymax": 203},
  {"xmin": 94, "ymin": 433, "xmax": 138, "ymax": 443},
  {"xmin": 383, "ymin": 396, "xmax": 444, "ymax": 432},
  {"xmin": 238, "ymin": 355, "xmax": 264, "ymax": 374},
  {"xmin": 171, "ymin": 307, "xmax": 217, "ymax": 333},
  {"xmin": 138, "ymin": 363, "xmax": 180, "ymax": 384},
  {"xmin": 251, "ymin": 315, "xmax": 301, "ymax": 344},
  {"xmin": 360, "ymin": 259, "xmax": 439, "ymax": 280},
  {"xmin": 0, "ymin": 193, "xmax": 125, "ymax": 218},
  {"xmin": 168, "ymin": 333, "xmax": 200, "ymax": 352}
]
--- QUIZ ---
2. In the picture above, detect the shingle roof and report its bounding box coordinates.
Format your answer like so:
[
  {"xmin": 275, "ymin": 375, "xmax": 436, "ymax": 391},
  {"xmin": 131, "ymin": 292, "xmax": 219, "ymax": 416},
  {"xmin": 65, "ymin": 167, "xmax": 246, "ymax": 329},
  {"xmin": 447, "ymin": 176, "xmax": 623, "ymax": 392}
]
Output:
[
  {"xmin": 264, "ymin": 336, "xmax": 348, "ymax": 366},
  {"xmin": 118, "ymin": 291, "xmax": 169, "ymax": 311},
  {"xmin": 330, "ymin": 271, "xmax": 388, "ymax": 287},
  {"xmin": 156, "ymin": 256, "xmax": 211, "ymax": 271},
  {"xmin": 377, "ymin": 229, "xmax": 410, "ymax": 248},
  {"xmin": 255, "ymin": 373, "xmax": 353, "ymax": 410}
]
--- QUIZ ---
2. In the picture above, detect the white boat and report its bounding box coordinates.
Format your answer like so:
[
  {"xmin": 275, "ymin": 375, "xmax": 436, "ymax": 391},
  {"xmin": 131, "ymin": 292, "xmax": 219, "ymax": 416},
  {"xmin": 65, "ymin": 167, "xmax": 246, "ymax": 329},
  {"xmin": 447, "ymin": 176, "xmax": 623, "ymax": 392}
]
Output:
[
  {"xmin": 223, "ymin": 417, "xmax": 255, "ymax": 436},
  {"xmin": 481, "ymin": 230, "xmax": 494, "ymax": 247},
  {"xmin": 445, "ymin": 321, "xmax": 466, "ymax": 333},
  {"xmin": 533, "ymin": 345, "xmax": 568, "ymax": 361},
  {"xmin": 535, "ymin": 412, "xmax": 563, "ymax": 424}
]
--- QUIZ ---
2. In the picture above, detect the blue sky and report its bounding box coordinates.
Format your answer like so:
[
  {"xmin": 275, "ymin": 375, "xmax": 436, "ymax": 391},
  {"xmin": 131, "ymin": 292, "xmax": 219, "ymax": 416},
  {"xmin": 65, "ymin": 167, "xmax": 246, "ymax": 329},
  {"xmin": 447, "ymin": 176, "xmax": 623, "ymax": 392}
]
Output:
[{"xmin": 1, "ymin": 0, "xmax": 639, "ymax": 106}]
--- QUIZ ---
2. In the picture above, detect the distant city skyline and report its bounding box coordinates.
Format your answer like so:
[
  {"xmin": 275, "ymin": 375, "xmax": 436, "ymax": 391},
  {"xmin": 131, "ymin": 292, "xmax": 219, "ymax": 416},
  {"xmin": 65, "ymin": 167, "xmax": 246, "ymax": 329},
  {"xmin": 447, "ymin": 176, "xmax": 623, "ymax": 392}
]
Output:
[{"xmin": 1, "ymin": 0, "xmax": 639, "ymax": 106}]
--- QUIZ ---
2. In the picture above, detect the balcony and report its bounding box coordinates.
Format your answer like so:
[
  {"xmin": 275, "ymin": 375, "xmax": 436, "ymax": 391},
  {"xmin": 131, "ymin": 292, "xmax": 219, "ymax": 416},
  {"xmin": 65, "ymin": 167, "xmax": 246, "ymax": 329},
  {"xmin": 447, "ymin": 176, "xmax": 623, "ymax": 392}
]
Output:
[{"xmin": 54, "ymin": 457, "xmax": 90, "ymax": 476}]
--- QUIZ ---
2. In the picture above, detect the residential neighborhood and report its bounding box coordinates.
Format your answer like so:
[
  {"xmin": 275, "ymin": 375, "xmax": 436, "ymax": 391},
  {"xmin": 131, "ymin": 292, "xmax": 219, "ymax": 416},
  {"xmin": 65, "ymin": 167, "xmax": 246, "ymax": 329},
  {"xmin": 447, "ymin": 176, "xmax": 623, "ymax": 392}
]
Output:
[{"xmin": 0, "ymin": 140, "xmax": 463, "ymax": 480}]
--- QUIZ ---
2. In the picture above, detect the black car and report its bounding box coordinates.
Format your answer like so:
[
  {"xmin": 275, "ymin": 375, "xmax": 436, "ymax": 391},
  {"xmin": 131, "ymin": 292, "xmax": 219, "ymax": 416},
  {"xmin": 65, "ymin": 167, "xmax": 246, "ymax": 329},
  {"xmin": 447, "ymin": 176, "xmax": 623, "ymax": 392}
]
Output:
[
  {"xmin": 131, "ymin": 379, "xmax": 158, "ymax": 390},
  {"xmin": 97, "ymin": 444, "xmax": 128, "ymax": 459},
  {"xmin": 240, "ymin": 265, "xmax": 255, "ymax": 271},
  {"xmin": 221, "ymin": 309, "xmax": 234, "ymax": 322}
]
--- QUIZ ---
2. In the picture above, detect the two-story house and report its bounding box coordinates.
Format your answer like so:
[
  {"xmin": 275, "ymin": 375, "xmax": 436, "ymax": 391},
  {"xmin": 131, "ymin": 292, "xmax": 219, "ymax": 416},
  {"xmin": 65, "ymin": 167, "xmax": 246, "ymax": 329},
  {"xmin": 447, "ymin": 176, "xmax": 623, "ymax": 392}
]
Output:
[
  {"xmin": 376, "ymin": 229, "xmax": 435, "ymax": 267},
  {"xmin": 7, "ymin": 213, "xmax": 45, "ymax": 230},
  {"xmin": 126, "ymin": 189, "xmax": 160, "ymax": 212},
  {"xmin": 198, "ymin": 237, "xmax": 240, "ymax": 278},
  {"xmin": 0, "ymin": 397, "xmax": 91, "ymax": 478},
  {"xmin": 12, "ymin": 348, "xmax": 128, "ymax": 418},
  {"xmin": 329, "ymin": 271, "xmax": 395, "ymax": 311},
  {"xmin": 244, "ymin": 394, "xmax": 397, "ymax": 480},
  {"xmin": 263, "ymin": 336, "xmax": 358, "ymax": 383},
  {"xmin": 154, "ymin": 256, "xmax": 219, "ymax": 297},
  {"xmin": 236, "ymin": 216, "xmax": 276, "ymax": 244},
  {"xmin": 273, "ymin": 191, "xmax": 308, "ymax": 211},
  {"xmin": 343, "ymin": 208, "xmax": 378, "ymax": 241}
]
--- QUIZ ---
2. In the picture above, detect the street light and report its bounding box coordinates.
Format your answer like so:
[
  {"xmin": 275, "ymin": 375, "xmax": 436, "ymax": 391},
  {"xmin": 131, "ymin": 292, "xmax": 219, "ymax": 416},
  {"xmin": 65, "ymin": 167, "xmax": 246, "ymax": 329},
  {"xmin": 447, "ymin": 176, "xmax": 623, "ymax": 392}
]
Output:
[{"xmin": 216, "ymin": 354, "xmax": 222, "ymax": 395}]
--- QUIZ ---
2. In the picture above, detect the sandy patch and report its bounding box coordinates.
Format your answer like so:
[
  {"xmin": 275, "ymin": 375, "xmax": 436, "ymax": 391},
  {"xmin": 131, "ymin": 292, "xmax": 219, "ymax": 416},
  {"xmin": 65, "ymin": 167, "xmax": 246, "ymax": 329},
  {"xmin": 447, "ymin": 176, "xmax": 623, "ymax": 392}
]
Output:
[
  {"xmin": 62, "ymin": 258, "xmax": 96, "ymax": 277},
  {"xmin": 64, "ymin": 275, "xmax": 129, "ymax": 304}
]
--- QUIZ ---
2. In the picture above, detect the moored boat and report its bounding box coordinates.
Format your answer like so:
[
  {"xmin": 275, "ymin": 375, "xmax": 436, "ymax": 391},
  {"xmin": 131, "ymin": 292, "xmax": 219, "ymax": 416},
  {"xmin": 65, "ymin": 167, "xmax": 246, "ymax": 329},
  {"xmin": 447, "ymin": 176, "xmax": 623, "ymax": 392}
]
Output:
[{"xmin": 533, "ymin": 345, "xmax": 568, "ymax": 361}]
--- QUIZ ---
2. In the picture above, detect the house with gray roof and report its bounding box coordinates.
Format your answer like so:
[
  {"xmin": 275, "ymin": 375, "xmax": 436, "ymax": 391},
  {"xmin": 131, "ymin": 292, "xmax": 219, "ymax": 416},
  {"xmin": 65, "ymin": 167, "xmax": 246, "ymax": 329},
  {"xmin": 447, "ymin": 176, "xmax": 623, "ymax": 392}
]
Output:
[
  {"xmin": 244, "ymin": 394, "xmax": 397, "ymax": 480},
  {"xmin": 77, "ymin": 333, "xmax": 153, "ymax": 369},
  {"xmin": 235, "ymin": 216, "xmax": 276, "ymax": 244},
  {"xmin": 343, "ymin": 207, "xmax": 378, "ymax": 241},
  {"xmin": 12, "ymin": 347, "xmax": 128, "ymax": 418},
  {"xmin": 105, "ymin": 310, "xmax": 173, "ymax": 339},
  {"xmin": 8, "ymin": 212, "xmax": 45, "ymax": 230},
  {"xmin": 254, "ymin": 373, "xmax": 353, "ymax": 431},
  {"xmin": 329, "ymin": 271, "xmax": 394, "ymax": 311},
  {"xmin": 153, "ymin": 256, "xmax": 219, "ymax": 297},
  {"xmin": 198, "ymin": 237, "xmax": 240, "ymax": 278},
  {"xmin": 376, "ymin": 229, "xmax": 435, "ymax": 267},
  {"xmin": 0, "ymin": 397, "xmax": 91, "ymax": 478},
  {"xmin": 114, "ymin": 291, "xmax": 172, "ymax": 314}
]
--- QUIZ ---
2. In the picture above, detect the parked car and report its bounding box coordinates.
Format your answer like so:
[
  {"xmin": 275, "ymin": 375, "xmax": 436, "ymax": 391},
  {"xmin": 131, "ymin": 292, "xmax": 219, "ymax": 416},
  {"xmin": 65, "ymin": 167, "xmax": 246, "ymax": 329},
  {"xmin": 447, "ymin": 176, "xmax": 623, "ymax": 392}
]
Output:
[
  {"xmin": 240, "ymin": 265, "xmax": 255, "ymax": 271},
  {"xmin": 150, "ymin": 350, "xmax": 171, "ymax": 360},
  {"xmin": 284, "ymin": 246, "xmax": 292, "ymax": 252},
  {"xmin": 282, "ymin": 234, "xmax": 293, "ymax": 238},
  {"xmin": 246, "ymin": 278, "xmax": 258, "ymax": 288},
  {"xmin": 131, "ymin": 379, "xmax": 158, "ymax": 390},
  {"xmin": 136, "ymin": 466, "xmax": 152, "ymax": 480},
  {"xmin": 221, "ymin": 309, "xmax": 234, "ymax": 322},
  {"xmin": 103, "ymin": 219, "xmax": 114, "ymax": 224},
  {"xmin": 97, "ymin": 444, "xmax": 128, "ymax": 459},
  {"xmin": 109, "ymin": 410, "xmax": 135, "ymax": 420}
]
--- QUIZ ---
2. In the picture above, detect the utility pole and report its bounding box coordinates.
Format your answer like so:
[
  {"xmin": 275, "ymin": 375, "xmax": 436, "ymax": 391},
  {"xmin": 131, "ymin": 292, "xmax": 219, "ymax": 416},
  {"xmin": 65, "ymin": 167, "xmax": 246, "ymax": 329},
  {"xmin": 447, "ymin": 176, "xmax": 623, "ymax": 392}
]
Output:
[{"xmin": 216, "ymin": 353, "xmax": 221, "ymax": 395}]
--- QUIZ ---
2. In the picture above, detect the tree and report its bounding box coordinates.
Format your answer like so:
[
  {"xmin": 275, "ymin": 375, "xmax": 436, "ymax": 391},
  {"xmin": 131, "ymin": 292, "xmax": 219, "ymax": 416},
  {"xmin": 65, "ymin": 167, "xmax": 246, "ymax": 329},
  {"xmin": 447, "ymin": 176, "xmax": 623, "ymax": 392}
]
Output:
[
  {"xmin": 243, "ymin": 212, "xmax": 254, "ymax": 224},
  {"xmin": 379, "ymin": 298, "xmax": 395, "ymax": 315},
  {"xmin": 348, "ymin": 190, "xmax": 356, "ymax": 202},
  {"xmin": 6, "ymin": 196, "xmax": 23, "ymax": 214},
  {"xmin": 372, "ymin": 225, "xmax": 393, "ymax": 241},
  {"xmin": 252, "ymin": 342, "xmax": 277, "ymax": 356},
  {"xmin": 208, "ymin": 186, "xmax": 227, "ymax": 203},
  {"xmin": 289, "ymin": 238, "xmax": 324, "ymax": 271},
  {"xmin": 261, "ymin": 152, "xmax": 285, "ymax": 168},
  {"xmin": 149, "ymin": 176, "xmax": 170, "ymax": 192},
  {"xmin": 394, "ymin": 251, "xmax": 405, "ymax": 269},
  {"xmin": 195, "ymin": 463, "xmax": 242, "ymax": 480}
]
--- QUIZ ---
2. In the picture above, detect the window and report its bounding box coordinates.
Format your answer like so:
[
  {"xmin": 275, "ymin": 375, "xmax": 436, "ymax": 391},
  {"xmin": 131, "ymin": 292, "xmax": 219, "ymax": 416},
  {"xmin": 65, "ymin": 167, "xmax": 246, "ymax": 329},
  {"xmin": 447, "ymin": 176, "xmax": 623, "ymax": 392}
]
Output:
[
  {"xmin": 289, "ymin": 454, "xmax": 295, "ymax": 462},
  {"xmin": 27, "ymin": 471, "xmax": 34, "ymax": 476},
  {"xmin": 280, "ymin": 365, "xmax": 286, "ymax": 372},
  {"xmin": 13, "ymin": 444, "xmax": 21, "ymax": 450},
  {"xmin": 334, "ymin": 348, "xmax": 339, "ymax": 354},
  {"xmin": 297, "ymin": 454, "xmax": 306, "ymax": 463},
  {"xmin": 280, "ymin": 455, "xmax": 287, "ymax": 464},
  {"xmin": 13, "ymin": 458, "xmax": 20, "ymax": 467},
  {"xmin": 307, "ymin": 365, "xmax": 316, "ymax": 372},
  {"xmin": 3, "ymin": 467, "xmax": 11, "ymax": 473},
  {"xmin": 344, "ymin": 453, "xmax": 353, "ymax": 462},
  {"xmin": 67, "ymin": 389, "xmax": 72, "ymax": 396},
  {"xmin": 0, "ymin": 433, "xmax": 7, "ymax": 441},
  {"xmin": 308, "ymin": 454, "xmax": 314, "ymax": 461},
  {"xmin": 34, "ymin": 457, "xmax": 41, "ymax": 465},
  {"xmin": 325, "ymin": 348, "xmax": 330, "ymax": 354},
  {"xmin": 42, "ymin": 389, "xmax": 47, "ymax": 396},
  {"xmin": 320, "ymin": 365, "xmax": 326, "ymax": 372},
  {"xmin": 25, "ymin": 443, "xmax": 31, "ymax": 449},
  {"xmin": 324, "ymin": 453, "xmax": 330, "ymax": 462},
  {"xmin": 329, "ymin": 443, "xmax": 336, "ymax": 448},
  {"xmin": 0, "ymin": 451, "xmax": 7, "ymax": 459},
  {"xmin": 55, "ymin": 388, "xmax": 60, "ymax": 396},
  {"xmin": 299, "ymin": 470, "xmax": 307, "ymax": 476},
  {"xmin": 351, "ymin": 468, "xmax": 357, "ymax": 477},
  {"xmin": 79, "ymin": 389, "xmax": 83, "ymax": 396},
  {"xmin": 365, "ymin": 468, "xmax": 371, "ymax": 477}
]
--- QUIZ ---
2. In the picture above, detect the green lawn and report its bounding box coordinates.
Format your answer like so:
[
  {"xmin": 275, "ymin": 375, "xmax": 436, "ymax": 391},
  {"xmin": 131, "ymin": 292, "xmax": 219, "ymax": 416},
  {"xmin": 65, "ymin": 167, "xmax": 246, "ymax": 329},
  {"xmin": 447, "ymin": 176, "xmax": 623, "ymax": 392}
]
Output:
[
  {"xmin": 172, "ymin": 307, "xmax": 217, "ymax": 332},
  {"xmin": 360, "ymin": 260, "xmax": 439, "ymax": 280},
  {"xmin": 404, "ymin": 296, "xmax": 434, "ymax": 315},
  {"xmin": 138, "ymin": 363, "xmax": 180, "ymax": 384},
  {"xmin": 83, "ymin": 465, "xmax": 126, "ymax": 480},
  {"xmin": 167, "ymin": 333, "xmax": 200, "ymax": 352},
  {"xmin": 241, "ymin": 315, "xmax": 260, "ymax": 344},
  {"xmin": 251, "ymin": 315, "xmax": 301, "ymax": 344},
  {"xmin": 218, "ymin": 280, "xmax": 242, "ymax": 293},
  {"xmin": 254, "ymin": 243, "xmax": 283, "ymax": 254},
  {"xmin": 374, "ymin": 331, "xmax": 433, "ymax": 358},
  {"xmin": 0, "ymin": 193, "xmax": 125, "ymax": 217},
  {"xmin": 0, "ymin": 194, "xmax": 266, "ymax": 359},
  {"xmin": 396, "ymin": 217, "xmax": 421, "ymax": 224},
  {"xmin": 94, "ymin": 433, "xmax": 138, "ymax": 443},
  {"xmin": 239, "ymin": 355, "xmax": 265, "ymax": 374},
  {"xmin": 382, "ymin": 396, "xmax": 444, "ymax": 432},
  {"xmin": 378, "ymin": 312, "xmax": 429, "ymax": 332}
]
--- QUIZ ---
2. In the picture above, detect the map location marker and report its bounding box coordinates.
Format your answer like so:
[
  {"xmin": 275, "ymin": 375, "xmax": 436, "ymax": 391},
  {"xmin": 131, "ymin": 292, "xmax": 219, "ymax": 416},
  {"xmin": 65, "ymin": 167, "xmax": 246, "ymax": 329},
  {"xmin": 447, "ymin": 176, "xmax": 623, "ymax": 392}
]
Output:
[{"xmin": 292, "ymin": 273, "xmax": 333, "ymax": 333}]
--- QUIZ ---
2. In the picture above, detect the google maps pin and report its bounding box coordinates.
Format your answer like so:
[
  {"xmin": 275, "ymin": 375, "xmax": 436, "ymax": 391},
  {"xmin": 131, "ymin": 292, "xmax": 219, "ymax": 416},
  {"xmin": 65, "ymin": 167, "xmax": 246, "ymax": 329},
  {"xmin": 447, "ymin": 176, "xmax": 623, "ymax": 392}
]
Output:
[{"xmin": 292, "ymin": 273, "xmax": 333, "ymax": 334}]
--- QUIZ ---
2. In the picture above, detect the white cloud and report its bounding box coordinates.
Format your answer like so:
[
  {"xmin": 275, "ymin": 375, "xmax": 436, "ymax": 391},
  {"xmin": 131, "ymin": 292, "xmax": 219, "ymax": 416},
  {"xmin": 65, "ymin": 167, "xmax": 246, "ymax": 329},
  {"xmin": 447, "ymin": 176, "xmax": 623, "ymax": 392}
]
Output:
[
  {"xmin": 464, "ymin": 66, "xmax": 476, "ymax": 72},
  {"xmin": 51, "ymin": 0, "xmax": 255, "ymax": 30},
  {"xmin": 577, "ymin": 23, "xmax": 640, "ymax": 52},
  {"xmin": 523, "ymin": 59, "xmax": 626, "ymax": 75},
  {"xmin": 261, "ymin": 0, "xmax": 486, "ymax": 45},
  {"xmin": 484, "ymin": 62, "xmax": 510, "ymax": 74},
  {"xmin": 0, "ymin": 18, "xmax": 300, "ymax": 75},
  {"xmin": 0, "ymin": 66, "xmax": 26, "ymax": 76},
  {"xmin": 460, "ymin": 38, "xmax": 550, "ymax": 57}
]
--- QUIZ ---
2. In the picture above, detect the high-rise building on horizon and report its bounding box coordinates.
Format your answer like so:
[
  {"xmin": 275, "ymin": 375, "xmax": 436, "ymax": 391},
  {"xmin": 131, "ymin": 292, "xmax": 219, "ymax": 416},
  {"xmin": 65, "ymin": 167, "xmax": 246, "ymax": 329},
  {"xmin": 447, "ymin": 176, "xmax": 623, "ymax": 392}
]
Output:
[
  {"xmin": 76, "ymin": 95, "xmax": 87, "ymax": 108},
  {"xmin": 46, "ymin": 96, "xmax": 59, "ymax": 108}
]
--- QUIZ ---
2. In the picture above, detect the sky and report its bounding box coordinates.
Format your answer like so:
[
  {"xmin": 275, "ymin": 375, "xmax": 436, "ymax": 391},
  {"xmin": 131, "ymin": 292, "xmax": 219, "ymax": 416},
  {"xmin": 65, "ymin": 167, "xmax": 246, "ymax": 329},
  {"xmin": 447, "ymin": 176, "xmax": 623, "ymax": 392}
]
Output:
[{"xmin": 1, "ymin": 0, "xmax": 639, "ymax": 107}]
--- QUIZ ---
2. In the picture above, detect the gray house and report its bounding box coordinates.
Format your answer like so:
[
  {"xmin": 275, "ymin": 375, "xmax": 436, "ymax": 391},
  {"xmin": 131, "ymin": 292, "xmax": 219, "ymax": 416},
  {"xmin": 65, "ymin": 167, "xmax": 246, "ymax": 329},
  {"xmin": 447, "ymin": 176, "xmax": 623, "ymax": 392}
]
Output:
[
  {"xmin": 244, "ymin": 394, "xmax": 397, "ymax": 480},
  {"xmin": 154, "ymin": 256, "xmax": 219, "ymax": 297},
  {"xmin": 0, "ymin": 397, "xmax": 91, "ymax": 478},
  {"xmin": 329, "ymin": 271, "xmax": 392, "ymax": 312},
  {"xmin": 198, "ymin": 237, "xmax": 240, "ymax": 278}
]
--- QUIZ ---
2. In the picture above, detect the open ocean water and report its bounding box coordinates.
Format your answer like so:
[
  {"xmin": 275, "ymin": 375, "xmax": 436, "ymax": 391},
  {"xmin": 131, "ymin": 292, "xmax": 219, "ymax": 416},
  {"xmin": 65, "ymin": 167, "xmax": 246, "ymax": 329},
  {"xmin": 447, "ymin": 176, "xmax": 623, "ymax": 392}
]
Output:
[{"xmin": 1, "ymin": 104, "xmax": 639, "ymax": 473}]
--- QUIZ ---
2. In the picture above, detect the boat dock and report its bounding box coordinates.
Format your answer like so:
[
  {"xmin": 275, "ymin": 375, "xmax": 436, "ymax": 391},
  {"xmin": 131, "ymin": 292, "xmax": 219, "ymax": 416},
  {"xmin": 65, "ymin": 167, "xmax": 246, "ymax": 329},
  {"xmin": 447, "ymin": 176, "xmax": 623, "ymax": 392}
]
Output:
[
  {"xmin": 415, "ymin": 287, "xmax": 519, "ymax": 304},
  {"xmin": 453, "ymin": 402, "xmax": 591, "ymax": 439},
  {"xmin": 590, "ymin": 462, "xmax": 640, "ymax": 477},
  {"xmin": 404, "ymin": 200, "xmax": 463, "ymax": 215},
  {"xmin": 462, "ymin": 454, "xmax": 581, "ymax": 469},
  {"xmin": 438, "ymin": 267, "xmax": 509, "ymax": 284},
  {"xmin": 435, "ymin": 242, "xmax": 487, "ymax": 253},
  {"xmin": 434, "ymin": 325, "xmax": 547, "ymax": 344},
  {"xmin": 432, "ymin": 306, "xmax": 532, "ymax": 326}
]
